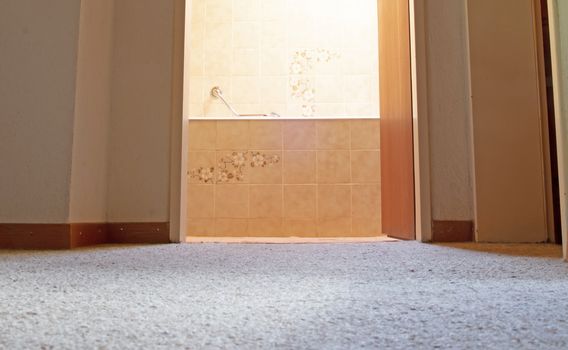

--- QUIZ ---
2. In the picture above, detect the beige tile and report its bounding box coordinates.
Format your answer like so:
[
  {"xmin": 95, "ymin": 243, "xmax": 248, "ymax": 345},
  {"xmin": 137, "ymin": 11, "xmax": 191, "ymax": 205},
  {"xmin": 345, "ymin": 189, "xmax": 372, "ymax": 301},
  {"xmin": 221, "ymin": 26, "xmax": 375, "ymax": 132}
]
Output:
[
  {"xmin": 188, "ymin": 121, "xmax": 216, "ymax": 150},
  {"xmin": 215, "ymin": 219, "xmax": 248, "ymax": 236},
  {"xmin": 188, "ymin": 152, "xmax": 216, "ymax": 184},
  {"xmin": 215, "ymin": 185, "xmax": 249, "ymax": 218},
  {"xmin": 283, "ymin": 151, "xmax": 316, "ymax": 184},
  {"xmin": 187, "ymin": 218, "xmax": 216, "ymax": 236},
  {"xmin": 234, "ymin": 0, "xmax": 259, "ymax": 20},
  {"xmin": 282, "ymin": 219, "xmax": 317, "ymax": 237},
  {"xmin": 248, "ymin": 151, "xmax": 282, "ymax": 184},
  {"xmin": 206, "ymin": 0, "xmax": 232, "ymax": 21},
  {"xmin": 317, "ymin": 218, "xmax": 351, "ymax": 237},
  {"xmin": 283, "ymin": 185, "xmax": 316, "ymax": 219},
  {"xmin": 248, "ymin": 218, "xmax": 283, "ymax": 237},
  {"xmin": 187, "ymin": 185, "xmax": 215, "ymax": 218},
  {"xmin": 233, "ymin": 21, "xmax": 260, "ymax": 49},
  {"xmin": 204, "ymin": 48, "xmax": 232, "ymax": 75},
  {"xmin": 351, "ymin": 217, "xmax": 382, "ymax": 237},
  {"xmin": 249, "ymin": 185, "xmax": 282, "ymax": 218},
  {"xmin": 283, "ymin": 120, "xmax": 316, "ymax": 150},
  {"xmin": 317, "ymin": 151, "xmax": 351, "ymax": 183},
  {"xmin": 351, "ymin": 120, "xmax": 380, "ymax": 149},
  {"xmin": 316, "ymin": 120, "xmax": 350, "ymax": 149},
  {"xmin": 216, "ymin": 151, "xmax": 250, "ymax": 184},
  {"xmin": 351, "ymin": 151, "xmax": 381, "ymax": 183},
  {"xmin": 232, "ymin": 48, "xmax": 259, "ymax": 76},
  {"xmin": 318, "ymin": 185, "xmax": 351, "ymax": 219},
  {"xmin": 232, "ymin": 77, "xmax": 260, "ymax": 104},
  {"xmin": 249, "ymin": 121, "xmax": 282, "ymax": 150},
  {"xmin": 217, "ymin": 121, "xmax": 249, "ymax": 149},
  {"xmin": 352, "ymin": 184, "xmax": 381, "ymax": 219}
]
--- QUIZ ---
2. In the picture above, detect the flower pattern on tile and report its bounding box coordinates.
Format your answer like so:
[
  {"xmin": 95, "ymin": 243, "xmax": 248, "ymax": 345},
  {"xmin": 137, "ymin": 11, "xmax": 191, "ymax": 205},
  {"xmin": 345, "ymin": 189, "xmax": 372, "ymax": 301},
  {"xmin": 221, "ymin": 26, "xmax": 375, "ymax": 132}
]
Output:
[
  {"xmin": 250, "ymin": 152, "xmax": 280, "ymax": 168},
  {"xmin": 289, "ymin": 49, "xmax": 340, "ymax": 117},
  {"xmin": 190, "ymin": 167, "xmax": 215, "ymax": 184},
  {"xmin": 189, "ymin": 151, "xmax": 281, "ymax": 184}
]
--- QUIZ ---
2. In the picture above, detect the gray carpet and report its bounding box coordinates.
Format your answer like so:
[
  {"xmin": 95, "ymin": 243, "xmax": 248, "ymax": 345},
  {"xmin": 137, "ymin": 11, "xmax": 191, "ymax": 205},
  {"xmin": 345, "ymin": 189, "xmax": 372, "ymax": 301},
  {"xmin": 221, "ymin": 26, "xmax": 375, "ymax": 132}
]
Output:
[{"xmin": 0, "ymin": 242, "xmax": 567, "ymax": 350}]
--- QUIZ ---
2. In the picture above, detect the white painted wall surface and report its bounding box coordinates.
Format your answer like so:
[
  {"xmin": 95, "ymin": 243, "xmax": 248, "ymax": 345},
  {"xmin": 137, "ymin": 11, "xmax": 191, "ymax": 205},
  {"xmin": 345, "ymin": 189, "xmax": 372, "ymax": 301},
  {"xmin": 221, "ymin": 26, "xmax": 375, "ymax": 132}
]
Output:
[
  {"xmin": 107, "ymin": 0, "xmax": 175, "ymax": 222},
  {"xmin": 0, "ymin": 0, "xmax": 81, "ymax": 223},
  {"xmin": 69, "ymin": 0, "xmax": 115, "ymax": 223},
  {"xmin": 423, "ymin": 0, "xmax": 475, "ymax": 222}
]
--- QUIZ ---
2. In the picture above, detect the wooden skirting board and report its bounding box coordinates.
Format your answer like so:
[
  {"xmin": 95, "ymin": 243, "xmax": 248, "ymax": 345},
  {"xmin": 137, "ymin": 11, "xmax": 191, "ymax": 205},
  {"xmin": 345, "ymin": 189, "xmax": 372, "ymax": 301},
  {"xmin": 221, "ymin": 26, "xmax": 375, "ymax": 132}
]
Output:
[
  {"xmin": 0, "ymin": 222, "xmax": 170, "ymax": 250},
  {"xmin": 432, "ymin": 221, "xmax": 474, "ymax": 242}
]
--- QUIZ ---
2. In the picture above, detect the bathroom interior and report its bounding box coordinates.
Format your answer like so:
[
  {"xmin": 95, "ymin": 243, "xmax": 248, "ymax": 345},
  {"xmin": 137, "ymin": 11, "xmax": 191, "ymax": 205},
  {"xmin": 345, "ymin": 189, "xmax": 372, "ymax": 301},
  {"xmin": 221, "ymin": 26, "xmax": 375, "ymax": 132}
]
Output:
[{"xmin": 185, "ymin": 0, "xmax": 383, "ymax": 239}]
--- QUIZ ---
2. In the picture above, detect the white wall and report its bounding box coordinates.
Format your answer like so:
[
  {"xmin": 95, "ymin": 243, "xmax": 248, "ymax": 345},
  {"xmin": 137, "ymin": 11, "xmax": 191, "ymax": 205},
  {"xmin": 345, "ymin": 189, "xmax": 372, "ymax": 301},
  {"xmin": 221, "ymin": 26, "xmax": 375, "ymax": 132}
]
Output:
[
  {"xmin": 107, "ymin": 0, "xmax": 175, "ymax": 222},
  {"xmin": 69, "ymin": 0, "xmax": 115, "ymax": 222},
  {"xmin": 423, "ymin": 0, "xmax": 475, "ymax": 222},
  {"xmin": 0, "ymin": 0, "xmax": 82, "ymax": 223}
]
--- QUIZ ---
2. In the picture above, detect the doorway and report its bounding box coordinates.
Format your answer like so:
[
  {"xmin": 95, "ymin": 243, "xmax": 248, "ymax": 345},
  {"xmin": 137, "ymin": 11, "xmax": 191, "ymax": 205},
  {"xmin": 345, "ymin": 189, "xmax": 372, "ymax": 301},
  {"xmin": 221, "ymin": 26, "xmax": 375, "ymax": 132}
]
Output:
[{"xmin": 175, "ymin": 0, "xmax": 416, "ymax": 241}]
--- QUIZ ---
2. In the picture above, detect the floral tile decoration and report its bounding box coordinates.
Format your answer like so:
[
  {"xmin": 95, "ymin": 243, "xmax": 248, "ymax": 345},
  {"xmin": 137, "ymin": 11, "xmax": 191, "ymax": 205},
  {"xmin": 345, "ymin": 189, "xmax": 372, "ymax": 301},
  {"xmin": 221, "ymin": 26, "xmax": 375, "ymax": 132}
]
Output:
[
  {"xmin": 289, "ymin": 49, "xmax": 341, "ymax": 117},
  {"xmin": 190, "ymin": 151, "xmax": 280, "ymax": 184}
]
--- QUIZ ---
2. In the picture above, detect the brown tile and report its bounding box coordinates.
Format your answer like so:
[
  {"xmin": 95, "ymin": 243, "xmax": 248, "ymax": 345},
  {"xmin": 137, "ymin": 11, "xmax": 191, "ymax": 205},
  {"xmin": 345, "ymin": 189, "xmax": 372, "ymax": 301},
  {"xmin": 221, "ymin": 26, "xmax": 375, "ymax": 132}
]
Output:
[
  {"xmin": 352, "ymin": 184, "xmax": 381, "ymax": 219},
  {"xmin": 283, "ymin": 151, "xmax": 316, "ymax": 184},
  {"xmin": 216, "ymin": 151, "xmax": 250, "ymax": 184},
  {"xmin": 350, "ymin": 119, "xmax": 380, "ymax": 149},
  {"xmin": 188, "ymin": 152, "xmax": 216, "ymax": 184},
  {"xmin": 351, "ymin": 150, "xmax": 381, "ymax": 183},
  {"xmin": 283, "ymin": 120, "xmax": 316, "ymax": 149},
  {"xmin": 187, "ymin": 218, "xmax": 216, "ymax": 236},
  {"xmin": 215, "ymin": 185, "xmax": 249, "ymax": 218},
  {"xmin": 249, "ymin": 185, "xmax": 282, "ymax": 218},
  {"xmin": 351, "ymin": 217, "xmax": 382, "ymax": 237},
  {"xmin": 248, "ymin": 218, "xmax": 283, "ymax": 236},
  {"xmin": 215, "ymin": 219, "xmax": 249, "ymax": 236},
  {"xmin": 318, "ymin": 185, "xmax": 351, "ymax": 219},
  {"xmin": 283, "ymin": 185, "xmax": 316, "ymax": 219},
  {"xmin": 317, "ymin": 151, "xmax": 351, "ymax": 183},
  {"xmin": 316, "ymin": 120, "xmax": 350, "ymax": 149},
  {"xmin": 187, "ymin": 185, "xmax": 215, "ymax": 218},
  {"xmin": 217, "ymin": 121, "xmax": 249, "ymax": 149},
  {"xmin": 248, "ymin": 151, "xmax": 282, "ymax": 184},
  {"xmin": 282, "ymin": 219, "xmax": 317, "ymax": 237},
  {"xmin": 317, "ymin": 218, "xmax": 351, "ymax": 237},
  {"xmin": 188, "ymin": 121, "xmax": 217, "ymax": 150},
  {"xmin": 249, "ymin": 121, "xmax": 282, "ymax": 150}
]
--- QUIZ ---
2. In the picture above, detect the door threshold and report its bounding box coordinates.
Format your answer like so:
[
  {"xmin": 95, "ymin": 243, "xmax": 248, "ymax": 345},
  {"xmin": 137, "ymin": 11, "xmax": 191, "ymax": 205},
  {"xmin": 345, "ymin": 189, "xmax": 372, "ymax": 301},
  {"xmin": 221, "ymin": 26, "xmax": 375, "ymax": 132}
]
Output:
[{"xmin": 186, "ymin": 236, "xmax": 399, "ymax": 244}]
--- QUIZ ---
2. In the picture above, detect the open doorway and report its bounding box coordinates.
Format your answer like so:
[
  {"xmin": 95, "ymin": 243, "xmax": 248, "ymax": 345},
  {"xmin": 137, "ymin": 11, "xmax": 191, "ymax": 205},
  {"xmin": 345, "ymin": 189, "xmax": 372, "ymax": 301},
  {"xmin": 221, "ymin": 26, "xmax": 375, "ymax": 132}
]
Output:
[{"xmin": 177, "ymin": 0, "xmax": 416, "ymax": 241}]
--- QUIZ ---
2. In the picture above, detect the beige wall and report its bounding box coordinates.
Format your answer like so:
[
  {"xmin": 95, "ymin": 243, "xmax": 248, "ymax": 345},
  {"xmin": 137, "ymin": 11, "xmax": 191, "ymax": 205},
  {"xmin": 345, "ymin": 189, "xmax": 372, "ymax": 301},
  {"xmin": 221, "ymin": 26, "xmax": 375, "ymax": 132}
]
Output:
[
  {"xmin": 69, "ymin": 0, "xmax": 115, "ymax": 222},
  {"xmin": 107, "ymin": 0, "xmax": 176, "ymax": 222},
  {"xmin": 0, "ymin": 0, "xmax": 82, "ymax": 223},
  {"xmin": 423, "ymin": 0, "xmax": 474, "ymax": 222}
]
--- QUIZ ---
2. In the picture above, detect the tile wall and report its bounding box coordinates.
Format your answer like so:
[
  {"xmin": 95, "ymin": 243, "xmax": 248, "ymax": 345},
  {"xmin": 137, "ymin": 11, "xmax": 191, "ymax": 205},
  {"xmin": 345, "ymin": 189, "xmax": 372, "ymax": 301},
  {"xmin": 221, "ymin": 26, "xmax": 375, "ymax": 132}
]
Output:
[
  {"xmin": 187, "ymin": 0, "xmax": 379, "ymax": 118},
  {"xmin": 187, "ymin": 119, "xmax": 381, "ymax": 237}
]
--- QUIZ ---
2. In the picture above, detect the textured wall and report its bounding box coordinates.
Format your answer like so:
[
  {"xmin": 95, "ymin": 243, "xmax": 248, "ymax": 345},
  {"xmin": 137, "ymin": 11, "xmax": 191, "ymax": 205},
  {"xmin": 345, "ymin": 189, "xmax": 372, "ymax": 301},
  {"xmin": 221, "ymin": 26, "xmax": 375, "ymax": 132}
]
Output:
[
  {"xmin": 0, "ymin": 0, "xmax": 82, "ymax": 223},
  {"xmin": 424, "ymin": 0, "xmax": 475, "ymax": 222},
  {"xmin": 187, "ymin": 0, "xmax": 379, "ymax": 118},
  {"xmin": 69, "ymin": 0, "xmax": 115, "ymax": 222},
  {"xmin": 107, "ymin": 0, "xmax": 175, "ymax": 222},
  {"xmin": 187, "ymin": 119, "xmax": 381, "ymax": 236}
]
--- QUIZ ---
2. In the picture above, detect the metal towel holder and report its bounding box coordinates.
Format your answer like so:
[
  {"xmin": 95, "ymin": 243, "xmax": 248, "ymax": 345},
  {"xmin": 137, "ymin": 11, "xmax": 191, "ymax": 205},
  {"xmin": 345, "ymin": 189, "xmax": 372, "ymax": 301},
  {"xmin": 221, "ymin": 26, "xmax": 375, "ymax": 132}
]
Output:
[{"xmin": 210, "ymin": 86, "xmax": 280, "ymax": 118}]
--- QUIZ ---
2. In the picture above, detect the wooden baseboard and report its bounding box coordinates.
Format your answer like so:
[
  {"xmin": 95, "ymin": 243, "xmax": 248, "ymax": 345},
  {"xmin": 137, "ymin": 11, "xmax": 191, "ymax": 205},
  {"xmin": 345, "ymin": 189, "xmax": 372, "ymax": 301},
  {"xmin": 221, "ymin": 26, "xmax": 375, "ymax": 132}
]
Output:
[
  {"xmin": 107, "ymin": 222, "xmax": 170, "ymax": 244},
  {"xmin": 432, "ymin": 220, "xmax": 474, "ymax": 242},
  {"xmin": 0, "ymin": 222, "xmax": 170, "ymax": 250}
]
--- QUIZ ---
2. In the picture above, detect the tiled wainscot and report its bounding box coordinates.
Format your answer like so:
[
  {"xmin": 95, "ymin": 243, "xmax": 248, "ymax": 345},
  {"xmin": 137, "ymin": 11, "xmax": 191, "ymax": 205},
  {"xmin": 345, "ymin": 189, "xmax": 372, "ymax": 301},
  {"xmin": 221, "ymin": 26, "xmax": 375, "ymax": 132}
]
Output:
[{"xmin": 186, "ymin": 119, "xmax": 381, "ymax": 237}]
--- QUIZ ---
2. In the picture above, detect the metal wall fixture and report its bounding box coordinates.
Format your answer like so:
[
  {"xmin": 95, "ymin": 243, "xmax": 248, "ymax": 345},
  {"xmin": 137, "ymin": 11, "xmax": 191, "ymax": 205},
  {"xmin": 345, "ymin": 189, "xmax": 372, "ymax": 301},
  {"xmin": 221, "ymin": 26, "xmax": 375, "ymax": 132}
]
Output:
[{"xmin": 210, "ymin": 86, "xmax": 281, "ymax": 118}]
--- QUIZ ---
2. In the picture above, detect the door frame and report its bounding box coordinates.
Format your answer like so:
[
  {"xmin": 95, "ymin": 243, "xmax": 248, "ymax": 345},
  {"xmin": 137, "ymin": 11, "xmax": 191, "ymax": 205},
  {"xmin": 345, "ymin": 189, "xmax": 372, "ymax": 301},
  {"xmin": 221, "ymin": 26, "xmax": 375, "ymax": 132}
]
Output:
[
  {"xmin": 546, "ymin": 0, "xmax": 568, "ymax": 260},
  {"xmin": 169, "ymin": 0, "xmax": 432, "ymax": 243}
]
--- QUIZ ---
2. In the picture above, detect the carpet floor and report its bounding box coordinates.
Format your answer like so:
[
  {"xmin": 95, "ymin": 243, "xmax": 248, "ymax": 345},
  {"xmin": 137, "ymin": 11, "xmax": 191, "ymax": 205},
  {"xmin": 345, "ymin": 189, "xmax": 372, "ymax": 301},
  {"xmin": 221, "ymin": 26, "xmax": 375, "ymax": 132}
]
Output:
[{"xmin": 0, "ymin": 242, "xmax": 567, "ymax": 349}]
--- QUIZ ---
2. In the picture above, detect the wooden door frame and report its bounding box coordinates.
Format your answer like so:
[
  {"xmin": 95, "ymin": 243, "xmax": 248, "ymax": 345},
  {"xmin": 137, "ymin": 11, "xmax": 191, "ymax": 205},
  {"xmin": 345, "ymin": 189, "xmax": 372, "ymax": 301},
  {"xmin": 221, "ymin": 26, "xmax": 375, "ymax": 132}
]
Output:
[
  {"xmin": 546, "ymin": 0, "xmax": 568, "ymax": 260},
  {"xmin": 170, "ymin": 0, "xmax": 433, "ymax": 243}
]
